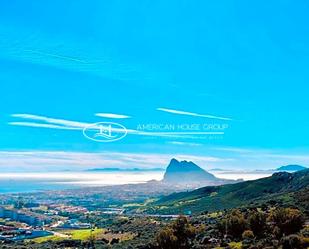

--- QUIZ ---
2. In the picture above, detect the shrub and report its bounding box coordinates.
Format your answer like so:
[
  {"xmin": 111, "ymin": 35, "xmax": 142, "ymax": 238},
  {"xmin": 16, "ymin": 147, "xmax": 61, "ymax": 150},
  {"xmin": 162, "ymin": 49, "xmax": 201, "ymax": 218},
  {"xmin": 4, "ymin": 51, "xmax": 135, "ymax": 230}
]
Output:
[
  {"xmin": 269, "ymin": 208, "xmax": 304, "ymax": 236},
  {"xmin": 155, "ymin": 216, "xmax": 196, "ymax": 249},
  {"xmin": 281, "ymin": 234, "xmax": 302, "ymax": 249},
  {"xmin": 248, "ymin": 210, "xmax": 267, "ymax": 238},
  {"xmin": 242, "ymin": 230, "xmax": 254, "ymax": 240},
  {"xmin": 156, "ymin": 227, "xmax": 178, "ymax": 249},
  {"xmin": 224, "ymin": 210, "xmax": 247, "ymax": 239}
]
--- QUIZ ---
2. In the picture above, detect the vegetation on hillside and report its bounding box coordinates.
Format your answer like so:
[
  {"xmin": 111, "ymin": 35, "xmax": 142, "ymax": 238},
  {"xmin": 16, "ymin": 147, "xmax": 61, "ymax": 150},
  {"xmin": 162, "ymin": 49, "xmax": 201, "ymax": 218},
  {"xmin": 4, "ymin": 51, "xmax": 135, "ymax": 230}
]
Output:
[
  {"xmin": 150, "ymin": 207, "xmax": 308, "ymax": 249},
  {"xmin": 149, "ymin": 170, "xmax": 309, "ymax": 215}
]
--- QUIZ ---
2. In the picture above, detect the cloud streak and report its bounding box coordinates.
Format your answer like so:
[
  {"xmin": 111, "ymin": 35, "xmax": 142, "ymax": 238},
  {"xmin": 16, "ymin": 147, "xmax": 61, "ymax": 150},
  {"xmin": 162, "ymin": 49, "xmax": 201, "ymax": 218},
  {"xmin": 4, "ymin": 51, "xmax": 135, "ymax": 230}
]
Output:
[
  {"xmin": 95, "ymin": 113, "xmax": 131, "ymax": 119},
  {"xmin": 157, "ymin": 108, "xmax": 233, "ymax": 121},
  {"xmin": 167, "ymin": 141, "xmax": 202, "ymax": 146},
  {"xmin": 0, "ymin": 150, "xmax": 226, "ymax": 171},
  {"xmin": 9, "ymin": 114, "xmax": 206, "ymax": 139},
  {"xmin": 8, "ymin": 122, "xmax": 80, "ymax": 130},
  {"xmin": 1, "ymin": 148, "xmax": 308, "ymax": 172},
  {"xmin": 24, "ymin": 49, "xmax": 89, "ymax": 64},
  {"xmin": 11, "ymin": 114, "xmax": 88, "ymax": 129}
]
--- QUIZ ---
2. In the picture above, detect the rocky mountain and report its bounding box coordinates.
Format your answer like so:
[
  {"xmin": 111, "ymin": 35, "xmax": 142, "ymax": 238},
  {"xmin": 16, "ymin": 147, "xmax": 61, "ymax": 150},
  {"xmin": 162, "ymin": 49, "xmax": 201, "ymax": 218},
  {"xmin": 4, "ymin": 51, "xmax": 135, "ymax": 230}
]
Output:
[{"xmin": 162, "ymin": 158, "xmax": 239, "ymax": 187}]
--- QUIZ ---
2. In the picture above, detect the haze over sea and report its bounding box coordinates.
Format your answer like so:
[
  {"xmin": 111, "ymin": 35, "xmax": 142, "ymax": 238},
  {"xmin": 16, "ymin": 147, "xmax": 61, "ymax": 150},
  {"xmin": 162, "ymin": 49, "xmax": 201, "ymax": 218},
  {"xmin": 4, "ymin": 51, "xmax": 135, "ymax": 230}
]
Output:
[{"xmin": 0, "ymin": 171, "xmax": 271, "ymax": 193}]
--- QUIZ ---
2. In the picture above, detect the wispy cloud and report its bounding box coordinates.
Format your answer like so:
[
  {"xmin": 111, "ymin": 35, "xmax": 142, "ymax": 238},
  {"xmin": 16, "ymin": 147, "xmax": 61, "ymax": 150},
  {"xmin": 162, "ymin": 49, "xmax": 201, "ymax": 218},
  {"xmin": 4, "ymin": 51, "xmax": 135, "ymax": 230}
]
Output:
[
  {"xmin": 0, "ymin": 151, "xmax": 226, "ymax": 171},
  {"xmin": 10, "ymin": 114, "xmax": 136, "ymax": 134},
  {"xmin": 1, "ymin": 147, "xmax": 308, "ymax": 172},
  {"xmin": 9, "ymin": 114, "xmax": 206, "ymax": 139},
  {"xmin": 157, "ymin": 108, "xmax": 233, "ymax": 121},
  {"xmin": 95, "ymin": 113, "xmax": 131, "ymax": 119},
  {"xmin": 8, "ymin": 122, "xmax": 80, "ymax": 130},
  {"xmin": 167, "ymin": 141, "xmax": 202, "ymax": 146},
  {"xmin": 24, "ymin": 49, "xmax": 89, "ymax": 64},
  {"xmin": 213, "ymin": 147, "xmax": 258, "ymax": 153},
  {"xmin": 0, "ymin": 24, "xmax": 160, "ymax": 84},
  {"xmin": 11, "ymin": 114, "xmax": 88, "ymax": 129}
]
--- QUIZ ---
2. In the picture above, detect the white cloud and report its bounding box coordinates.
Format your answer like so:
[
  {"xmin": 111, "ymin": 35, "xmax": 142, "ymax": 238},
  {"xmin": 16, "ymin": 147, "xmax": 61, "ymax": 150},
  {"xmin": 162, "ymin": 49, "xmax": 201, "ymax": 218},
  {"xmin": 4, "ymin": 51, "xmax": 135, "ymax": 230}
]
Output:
[
  {"xmin": 9, "ymin": 113, "xmax": 214, "ymax": 139},
  {"xmin": 10, "ymin": 114, "xmax": 131, "ymax": 132},
  {"xmin": 213, "ymin": 147, "xmax": 258, "ymax": 153},
  {"xmin": 0, "ymin": 148, "xmax": 308, "ymax": 172},
  {"xmin": 167, "ymin": 141, "xmax": 202, "ymax": 146},
  {"xmin": 95, "ymin": 113, "xmax": 131, "ymax": 119},
  {"xmin": 8, "ymin": 122, "xmax": 81, "ymax": 130},
  {"xmin": 11, "ymin": 114, "xmax": 88, "ymax": 129},
  {"xmin": 157, "ymin": 107, "xmax": 233, "ymax": 121},
  {"xmin": 24, "ymin": 49, "xmax": 89, "ymax": 64},
  {"xmin": 0, "ymin": 151, "xmax": 227, "ymax": 171},
  {"xmin": 0, "ymin": 24, "xmax": 160, "ymax": 84}
]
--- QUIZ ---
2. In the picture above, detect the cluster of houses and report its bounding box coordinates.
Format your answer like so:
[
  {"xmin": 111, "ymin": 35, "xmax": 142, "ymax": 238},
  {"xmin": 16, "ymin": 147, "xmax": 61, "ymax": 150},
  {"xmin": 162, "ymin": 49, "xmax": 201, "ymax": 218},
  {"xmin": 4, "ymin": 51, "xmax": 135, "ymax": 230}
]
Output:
[
  {"xmin": 0, "ymin": 206, "xmax": 53, "ymax": 241},
  {"xmin": 0, "ymin": 206, "xmax": 51, "ymax": 227},
  {"xmin": 47, "ymin": 204, "xmax": 88, "ymax": 214}
]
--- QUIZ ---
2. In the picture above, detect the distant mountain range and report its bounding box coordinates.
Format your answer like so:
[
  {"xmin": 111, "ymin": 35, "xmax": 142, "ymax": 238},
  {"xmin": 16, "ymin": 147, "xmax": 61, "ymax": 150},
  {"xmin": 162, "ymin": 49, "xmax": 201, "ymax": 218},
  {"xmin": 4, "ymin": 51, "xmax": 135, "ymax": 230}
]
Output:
[
  {"xmin": 85, "ymin": 163, "xmax": 307, "ymax": 174},
  {"xmin": 276, "ymin": 164, "xmax": 307, "ymax": 172},
  {"xmin": 209, "ymin": 164, "xmax": 308, "ymax": 173},
  {"xmin": 151, "ymin": 168, "xmax": 309, "ymax": 214},
  {"xmin": 86, "ymin": 167, "xmax": 164, "ymax": 172},
  {"xmin": 162, "ymin": 158, "xmax": 241, "ymax": 187}
]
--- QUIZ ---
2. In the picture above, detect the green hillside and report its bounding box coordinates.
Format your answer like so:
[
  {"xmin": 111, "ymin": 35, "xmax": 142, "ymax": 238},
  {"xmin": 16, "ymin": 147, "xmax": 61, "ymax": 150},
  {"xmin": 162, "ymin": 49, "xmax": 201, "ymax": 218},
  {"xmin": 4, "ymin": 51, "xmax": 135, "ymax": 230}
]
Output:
[{"xmin": 148, "ymin": 169, "xmax": 309, "ymax": 214}]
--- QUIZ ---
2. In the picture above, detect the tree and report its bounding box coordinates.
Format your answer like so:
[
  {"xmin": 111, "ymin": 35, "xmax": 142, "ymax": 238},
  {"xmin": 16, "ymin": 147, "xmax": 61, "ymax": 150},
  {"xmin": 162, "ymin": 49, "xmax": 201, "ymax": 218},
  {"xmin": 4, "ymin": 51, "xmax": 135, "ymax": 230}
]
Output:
[
  {"xmin": 248, "ymin": 210, "xmax": 267, "ymax": 238},
  {"xmin": 269, "ymin": 208, "xmax": 304, "ymax": 236},
  {"xmin": 156, "ymin": 216, "xmax": 196, "ymax": 249},
  {"xmin": 156, "ymin": 227, "xmax": 178, "ymax": 249},
  {"xmin": 221, "ymin": 210, "xmax": 247, "ymax": 239}
]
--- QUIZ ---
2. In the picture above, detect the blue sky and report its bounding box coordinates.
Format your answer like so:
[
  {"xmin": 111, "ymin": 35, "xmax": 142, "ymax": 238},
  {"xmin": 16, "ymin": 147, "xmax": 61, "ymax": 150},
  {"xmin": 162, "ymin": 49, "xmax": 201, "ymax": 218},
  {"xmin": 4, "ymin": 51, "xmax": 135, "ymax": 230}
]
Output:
[{"xmin": 0, "ymin": 0, "xmax": 309, "ymax": 171}]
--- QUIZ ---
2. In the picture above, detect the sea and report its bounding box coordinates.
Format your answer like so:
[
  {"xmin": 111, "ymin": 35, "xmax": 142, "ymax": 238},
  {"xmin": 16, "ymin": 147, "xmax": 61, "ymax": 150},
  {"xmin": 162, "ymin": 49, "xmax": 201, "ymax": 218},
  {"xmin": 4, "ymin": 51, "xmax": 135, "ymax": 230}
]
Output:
[{"xmin": 0, "ymin": 171, "xmax": 272, "ymax": 194}]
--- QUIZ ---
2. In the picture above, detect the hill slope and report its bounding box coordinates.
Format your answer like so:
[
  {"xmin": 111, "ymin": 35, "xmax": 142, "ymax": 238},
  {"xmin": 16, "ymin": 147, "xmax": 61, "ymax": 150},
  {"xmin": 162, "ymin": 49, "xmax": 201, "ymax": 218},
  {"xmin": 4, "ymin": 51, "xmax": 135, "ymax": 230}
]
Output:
[{"xmin": 151, "ymin": 169, "xmax": 309, "ymax": 214}]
